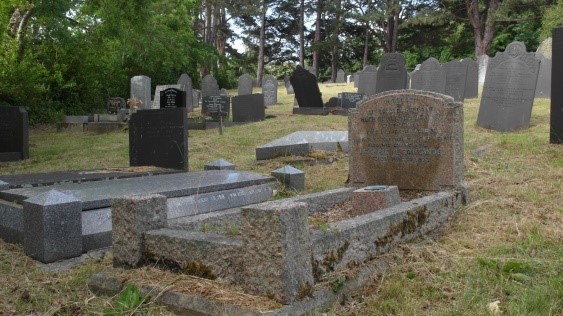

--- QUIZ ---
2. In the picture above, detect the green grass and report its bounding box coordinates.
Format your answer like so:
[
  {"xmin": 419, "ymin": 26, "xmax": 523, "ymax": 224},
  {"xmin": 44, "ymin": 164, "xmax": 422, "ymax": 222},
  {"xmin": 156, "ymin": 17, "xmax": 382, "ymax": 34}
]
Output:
[{"xmin": 0, "ymin": 85, "xmax": 561, "ymax": 315}]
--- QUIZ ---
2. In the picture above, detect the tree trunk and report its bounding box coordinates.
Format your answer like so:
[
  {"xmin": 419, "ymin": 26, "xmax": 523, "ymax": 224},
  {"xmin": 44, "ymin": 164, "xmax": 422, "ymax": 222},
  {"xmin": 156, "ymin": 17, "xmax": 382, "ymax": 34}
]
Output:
[
  {"xmin": 362, "ymin": 0, "xmax": 371, "ymax": 67},
  {"xmin": 256, "ymin": 0, "xmax": 267, "ymax": 87},
  {"xmin": 331, "ymin": 0, "xmax": 341, "ymax": 82},
  {"xmin": 312, "ymin": 0, "xmax": 323, "ymax": 78},
  {"xmin": 12, "ymin": 5, "xmax": 35, "ymax": 62},
  {"xmin": 299, "ymin": 0, "xmax": 305, "ymax": 67},
  {"xmin": 466, "ymin": 0, "xmax": 500, "ymax": 58}
]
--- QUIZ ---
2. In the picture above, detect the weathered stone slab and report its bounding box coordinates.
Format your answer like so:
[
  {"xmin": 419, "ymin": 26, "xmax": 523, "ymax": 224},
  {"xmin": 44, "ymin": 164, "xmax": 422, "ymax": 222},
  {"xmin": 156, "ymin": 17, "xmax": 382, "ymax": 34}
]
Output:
[
  {"xmin": 201, "ymin": 74, "xmax": 220, "ymax": 98},
  {"xmin": 375, "ymin": 53, "xmax": 408, "ymax": 93},
  {"xmin": 0, "ymin": 106, "xmax": 29, "ymax": 162},
  {"xmin": 256, "ymin": 131, "xmax": 349, "ymax": 160},
  {"xmin": 335, "ymin": 69, "xmax": 345, "ymax": 83},
  {"xmin": 177, "ymin": 73, "xmax": 194, "ymax": 112},
  {"xmin": 351, "ymin": 185, "xmax": 400, "ymax": 216},
  {"xmin": 535, "ymin": 53, "xmax": 551, "ymax": 98},
  {"xmin": 262, "ymin": 75, "xmax": 278, "ymax": 106},
  {"xmin": 552, "ymin": 27, "xmax": 563, "ymax": 144},
  {"xmin": 290, "ymin": 65, "xmax": 323, "ymax": 108},
  {"xmin": 237, "ymin": 73, "xmax": 254, "ymax": 96},
  {"xmin": 477, "ymin": 42, "xmax": 540, "ymax": 132},
  {"xmin": 444, "ymin": 60, "xmax": 468, "ymax": 102},
  {"xmin": 461, "ymin": 58, "xmax": 479, "ymax": 99},
  {"xmin": 231, "ymin": 94, "xmax": 265, "ymax": 122},
  {"xmin": 130, "ymin": 75, "xmax": 151, "ymax": 110},
  {"xmin": 271, "ymin": 165, "xmax": 305, "ymax": 191},
  {"xmin": 410, "ymin": 58, "xmax": 446, "ymax": 94},
  {"xmin": 357, "ymin": 65, "xmax": 377, "ymax": 97},
  {"xmin": 204, "ymin": 159, "xmax": 235, "ymax": 171},
  {"xmin": 349, "ymin": 90, "xmax": 464, "ymax": 190},
  {"xmin": 129, "ymin": 107, "xmax": 188, "ymax": 170}
]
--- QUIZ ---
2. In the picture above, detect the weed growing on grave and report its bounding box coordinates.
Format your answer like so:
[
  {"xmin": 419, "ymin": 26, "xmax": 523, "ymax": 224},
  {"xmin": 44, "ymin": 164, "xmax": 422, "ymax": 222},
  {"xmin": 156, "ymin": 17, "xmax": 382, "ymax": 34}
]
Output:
[{"xmin": 105, "ymin": 284, "xmax": 147, "ymax": 315}]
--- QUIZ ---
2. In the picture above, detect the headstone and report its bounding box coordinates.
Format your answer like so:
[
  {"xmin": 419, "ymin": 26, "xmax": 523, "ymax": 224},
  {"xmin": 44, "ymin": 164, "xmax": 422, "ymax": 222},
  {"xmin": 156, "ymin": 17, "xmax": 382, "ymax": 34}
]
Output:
[
  {"xmin": 353, "ymin": 72, "xmax": 359, "ymax": 88},
  {"xmin": 130, "ymin": 75, "xmax": 152, "ymax": 110},
  {"xmin": 202, "ymin": 95, "xmax": 230, "ymax": 119},
  {"xmin": 23, "ymin": 190, "xmax": 82, "ymax": 263},
  {"xmin": 477, "ymin": 41, "xmax": 540, "ymax": 132},
  {"xmin": 551, "ymin": 27, "xmax": 563, "ymax": 144},
  {"xmin": 289, "ymin": 65, "xmax": 323, "ymax": 108},
  {"xmin": 375, "ymin": 53, "xmax": 408, "ymax": 93},
  {"xmin": 478, "ymin": 55, "xmax": 489, "ymax": 85},
  {"xmin": 177, "ymin": 73, "xmax": 194, "ymax": 112},
  {"xmin": 106, "ymin": 97, "xmax": 126, "ymax": 114},
  {"xmin": 129, "ymin": 107, "xmax": 188, "ymax": 170},
  {"xmin": 159, "ymin": 88, "xmax": 186, "ymax": 108},
  {"xmin": 192, "ymin": 89, "xmax": 201, "ymax": 107},
  {"xmin": 220, "ymin": 88, "xmax": 229, "ymax": 96},
  {"xmin": 340, "ymin": 92, "xmax": 365, "ymax": 109},
  {"xmin": 0, "ymin": 106, "xmax": 29, "ymax": 162},
  {"xmin": 231, "ymin": 94, "xmax": 265, "ymax": 122},
  {"xmin": 153, "ymin": 84, "xmax": 182, "ymax": 108},
  {"xmin": 335, "ymin": 69, "xmax": 346, "ymax": 83},
  {"xmin": 537, "ymin": 36, "xmax": 552, "ymax": 59},
  {"xmin": 201, "ymin": 74, "xmax": 220, "ymax": 98},
  {"xmin": 271, "ymin": 165, "xmax": 305, "ymax": 191},
  {"xmin": 357, "ymin": 65, "xmax": 377, "ymax": 97},
  {"xmin": 535, "ymin": 53, "xmax": 551, "ymax": 98},
  {"xmin": 410, "ymin": 57, "xmax": 446, "ymax": 94},
  {"xmin": 461, "ymin": 58, "xmax": 479, "ymax": 98},
  {"xmin": 444, "ymin": 60, "xmax": 468, "ymax": 102},
  {"xmin": 262, "ymin": 75, "xmax": 278, "ymax": 106},
  {"xmin": 238, "ymin": 73, "xmax": 254, "ymax": 96},
  {"xmin": 204, "ymin": 159, "xmax": 236, "ymax": 170},
  {"xmin": 349, "ymin": 90, "xmax": 464, "ymax": 190}
]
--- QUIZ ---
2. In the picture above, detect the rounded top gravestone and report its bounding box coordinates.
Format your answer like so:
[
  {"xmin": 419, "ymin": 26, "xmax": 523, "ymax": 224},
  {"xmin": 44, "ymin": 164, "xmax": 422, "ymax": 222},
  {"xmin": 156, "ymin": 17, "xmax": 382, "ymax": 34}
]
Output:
[
  {"xmin": 410, "ymin": 57, "xmax": 446, "ymax": 94},
  {"xmin": 375, "ymin": 53, "xmax": 408, "ymax": 94}
]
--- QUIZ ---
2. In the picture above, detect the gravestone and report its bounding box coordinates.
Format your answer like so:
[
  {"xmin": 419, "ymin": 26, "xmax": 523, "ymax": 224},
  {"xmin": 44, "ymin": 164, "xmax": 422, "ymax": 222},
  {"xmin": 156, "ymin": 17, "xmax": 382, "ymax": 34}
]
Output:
[
  {"xmin": 232, "ymin": 94, "xmax": 265, "ymax": 122},
  {"xmin": 130, "ymin": 75, "xmax": 152, "ymax": 110},
  {"xmin": 461, "ymin": 58, "xmax": 479, "ymax": 98},
  {"xmin": 153, "ymin": 84, "xmax": 182, "ymax": 108},
  {"xmin": 339, "ymin": 92, "xmax": 364, "ymax": 109},
  {"xmin": 357, "ymin": 65, "xmax": 378, "ymax": 97},
  {"xmin": 106, "ymin": 97, "xmax": 126, "ymax": 114},
  {"xmin": 534, "ymin": 53, "xmax": 551, "ymax": 98},
  {"xmin": 177, "ymin": 73, "xmax": 194, "ymax": 111},
  {"xmin": 289, "ymin": 65, "xmax": 323, "ymax": 108},
  {"xmin": 477, "ymin": 42, "xmax": 540, "ymax": 132},
  {"xmin": 353, "ymin": 73, "xmax": 359, "ymax": 88},
  {"xmin": 238, "ymin": 73, "xmax": 254, "ymax": 96},
  {"xmin": 349, "ymin": 90, "xmax": 464, "ymax": 190},
  {"xmin": 129, "ymin": 107, "xmax": 188, "ymax": 170},
  {"xmin": 375, "ymin": 53, "xmax": 408, "ymax": 94},
  {"xmin": 335, "ymin": 69, "xmax": 346, "ymax": 83},
  {"xmin": 202, "ymin": 95, "xmax": 230, "ymax": 119},
  {"xmin": 262, "ymin": 75, "xmax": 278, "ymax": 106},
  {"xmin": 202, "ymin": 74, "xmax": 220, "ymax": 98},
  {"xmin": 478, "ymin": 55, "xmax": 489, "ymax": 85},
  {"xmin": 551, "ymin": 27, "xmax": 563, "ymax": 144},
  {"xmin": 159, "ymin": 88, "xmax": 186, "ymax": 108},
  {"xmin": 0, "ymin": 106, "xmax": 29, "ymax": 162},
  {"xmin": 220, "ymin": 88, "xmax": 229, "ymax": 96},
  {"xmin": 410, "ymin": 57, "xmax": 446, "ymax": 94},
  {"xmin": 192, "ymin": 89, "xmax": 201, "ymax": 107},
  {"xmin": 444, "ymin": 60, "xmax": 468, "ymax": 102}
]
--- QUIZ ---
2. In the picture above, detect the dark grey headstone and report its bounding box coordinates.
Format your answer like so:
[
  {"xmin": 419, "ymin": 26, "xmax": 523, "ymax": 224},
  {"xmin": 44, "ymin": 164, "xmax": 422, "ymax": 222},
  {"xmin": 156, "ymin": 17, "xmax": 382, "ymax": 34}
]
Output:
[
  {"xmin": 202, "ymin": 96, "xmax": 230, "ymax": 119},
  {"xmin": 551, "ymin": 27, "xmax": 563, "ymax": 144},
  {"xmin": 477, "ymin": 41, "xmax": 540, "ymax": 132},
  {"xmin": 153, "ymin": 84, "xmax": 182, "ymax": 108},
  {"xmin": 130, "ymin": 75, "xmax": 151, "ymax": 110},
  {"xmin": 106, "ymin": 97, "xmax": 126, "ymax": 114},
  {"xmin": 461, "ymin": 58, "xmax": 479, "ymax": 98},
  {"xmin": 340, "ymin": 93, "xmax": 365, "ymax": 109},
  {"xmin": 0, "ymin": 106, "xmax": 29, "ymax": 162},
  {"xmin": 375, "ymin": 53, "xmax": 408, "ymax": 93},
  {"xmin": 232, "ymin": 94, "xmax": 265, "ymax": 122},
  {"xmin": 204, "ymin": 159, "xmax": 236, "ymax": 170},
  {"xmin": 535, "ymin": 53, "xmax": 551, "ymax": 98},
  {"xmin": 410, "ymin": 57, "xmax": 446, "ymax": 94},
  {"xmin": 202, "ymin": 74, "xmax": 220, "ymax": 98},
  {"xmin": 160, "ymin": 88, "xmax": 186, "ymax": 108},
  {"xmin": 23, "ymin": 190, "xmax": 82, "ymax": 263},
  {"xmin": 129, "ymin": 107, "xmax": 188, "ymax": 170},
  {"xmin": 335, "ymin": 69, "xmax": 345, "ymax": 83},
  {"xmin": 262, "ymin": 75, "xmax": 278, "ymax": 106},
  {"xmin": 271, "ymin": 165, "xmax": 305, "ymax": 191},
  {"xmin": 290, "ymin": 65, "xmax": 323, "ymax": 108},
  {"xmin": 444, "ymin": 60, "xmax": 468, "ymax": 102},
  {"xmin": 238, "ymin": 73, "xmax": 254, "ymax": 96},
  {"xmin": 357, "ymin": 66, "xmax": 377, "ymax": 97},
  {"xmin": 177, "ymin": 73, "xmax": 194, "ymax": 112}
]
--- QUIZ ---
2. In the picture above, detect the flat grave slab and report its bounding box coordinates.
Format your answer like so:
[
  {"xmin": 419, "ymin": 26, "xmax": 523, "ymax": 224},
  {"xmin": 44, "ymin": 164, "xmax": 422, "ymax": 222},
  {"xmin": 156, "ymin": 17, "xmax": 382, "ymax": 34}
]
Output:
[
  {"xmin": 1, "ymin": 170, "xmax": 275, "ymax": 210},
  {"xmin": 256, "ymin": 131, "xmax": 348, "ymax": 160}
]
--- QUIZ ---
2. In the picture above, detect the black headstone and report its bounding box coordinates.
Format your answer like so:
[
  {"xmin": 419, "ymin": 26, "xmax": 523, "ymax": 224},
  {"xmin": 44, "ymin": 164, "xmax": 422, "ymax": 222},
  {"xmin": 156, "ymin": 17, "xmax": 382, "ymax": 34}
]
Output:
[
  {"xmin": 106, "ymin": 97, "xmax": 126, "ymax": 114},
  {"xmin": 232, "ymin": 94, "xmax": 265, "ymax": 122},
  {"xmin": 129, "ymin": 108, "xmax": 188, "ymax": 170},
  {"xmin": 289, "ymin": 65, "xmax": 323, "ymax": 108},
  {"xmin": 339, "ymin": 93, "xmax": 365, "ymax": 109},
  {"xmin": 0, "ymin": 106, "xmax": 29, "ymax": 162},
  {"xmin": 444, "ymin": 60, "xmax": 468, "ymax": 102},
  {"xmin": 477, "ymin": 41, "xmax": 540, "ymax": 132},
  {"xmin": 160, "ymin": 88, "xmax": 186, "ymax": 108},
  {"xmin": 461, "ymin": 58, "xmax": 479, "ymax": 99},
  {"xmin": 375, "ymin": 53, "xmax": 408, "ymax": 94},
  {"xmin": 177, "ymin": 73, "xmax": 194, "ymax": 111},
  {"xmin": 551, "ymin": 27, "xmax": 563, "ymax": 144},
  {"xmin": 410, "ymin": 57, "xmax": 446, "ymax": 94},
  {"xmin": 202, "ymin": 96, "xmax": 230, "ymax": 119}
]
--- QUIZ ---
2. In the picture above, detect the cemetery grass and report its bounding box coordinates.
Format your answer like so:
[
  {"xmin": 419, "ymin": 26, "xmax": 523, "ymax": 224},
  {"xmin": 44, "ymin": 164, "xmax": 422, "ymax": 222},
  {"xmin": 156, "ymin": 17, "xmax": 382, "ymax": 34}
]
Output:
[{"xmin": 0, "ymin": 86, "xmax": 560, "ymax": 315}]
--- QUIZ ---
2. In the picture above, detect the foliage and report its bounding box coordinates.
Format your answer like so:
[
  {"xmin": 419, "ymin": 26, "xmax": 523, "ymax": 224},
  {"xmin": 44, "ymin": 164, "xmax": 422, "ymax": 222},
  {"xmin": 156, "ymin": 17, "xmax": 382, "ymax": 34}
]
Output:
[{"xmin": 541, "ymin": 0, "xmax": 563, "ymax": 40}]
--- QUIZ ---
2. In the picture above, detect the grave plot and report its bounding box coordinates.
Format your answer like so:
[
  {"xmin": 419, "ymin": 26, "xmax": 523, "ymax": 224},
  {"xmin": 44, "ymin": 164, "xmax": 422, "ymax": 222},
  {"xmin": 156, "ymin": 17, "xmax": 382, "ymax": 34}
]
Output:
[
  {"xmin": 89, "ymin": 90, "xmax": 469, "ymax": 315},
  {"xmin": 255, "ymin": 131, "xmax": 349, "ymax": 160}
]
